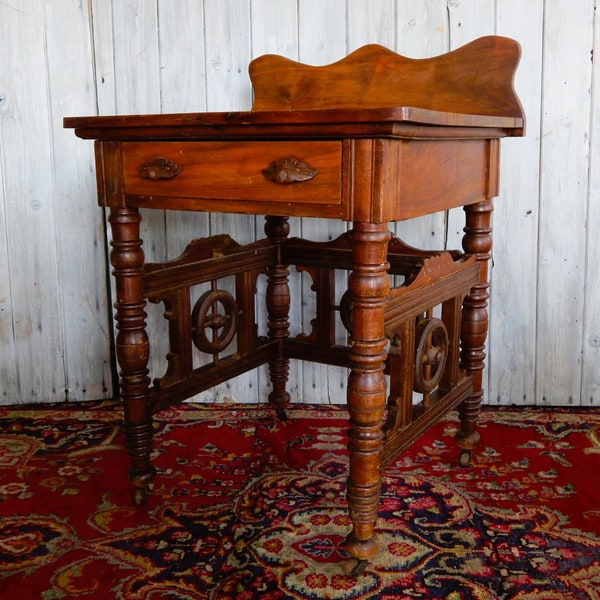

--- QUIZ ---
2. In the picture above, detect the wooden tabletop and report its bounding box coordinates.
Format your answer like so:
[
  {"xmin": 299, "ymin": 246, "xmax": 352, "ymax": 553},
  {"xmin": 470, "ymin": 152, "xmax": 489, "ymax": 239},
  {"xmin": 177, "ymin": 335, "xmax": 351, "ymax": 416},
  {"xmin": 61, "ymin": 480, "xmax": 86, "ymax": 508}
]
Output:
[
  {"xmin": 65, "ymin": 37, "xmax": 525, "ymax": 141},
  {"xmin": 64, "ymin": 106, "xmax": 523, "ymax": 141}
]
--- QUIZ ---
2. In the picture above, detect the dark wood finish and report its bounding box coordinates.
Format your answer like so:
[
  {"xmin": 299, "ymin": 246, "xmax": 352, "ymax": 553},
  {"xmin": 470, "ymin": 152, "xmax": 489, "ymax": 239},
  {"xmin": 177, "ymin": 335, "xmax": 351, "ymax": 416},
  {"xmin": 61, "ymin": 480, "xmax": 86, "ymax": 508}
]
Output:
[
  {"xmin": 65, "ymin": 37, "xmax": 524, "ymax": 573},
  {"xmin": 456, "ymin": 198, "xmax": 495, "ymax": 466},
  {"xmin": 249, "ymin": 37, "xmax": 523, "ymax": 121},
  {"xmin": 121, "ymin": 140, "xmax": 342, "ymax": 204},
  {"xmin": 264, "ymin": 216, "xmax": 292, "ymax": 419},
  {"xmin": 107, "ymin": 208, "xmax": 155, "ymax": 506},
  {"xmin": 344, "ymin": 222, "xmax": 391, "ymax": 560},
  {"xmin": 143, "ymin": 235, "xmax": 277, "ymax": 415}
]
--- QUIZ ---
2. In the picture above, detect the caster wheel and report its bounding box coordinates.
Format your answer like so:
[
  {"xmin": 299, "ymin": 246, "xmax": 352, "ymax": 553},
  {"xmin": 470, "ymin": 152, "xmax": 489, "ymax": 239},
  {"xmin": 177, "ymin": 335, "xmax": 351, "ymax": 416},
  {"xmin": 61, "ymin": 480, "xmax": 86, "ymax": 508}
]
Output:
[
  {"xmin": 343, "ymin": 558, "xmax": 369, "ymax": 578},
  {"xmin": 276, "ymin": 407, "xmax": 288, "ymax": 421},
  {"xmin": 458, "ymin": 449, "xmax": 472, "ymax": 469},
  {"xmin": 133, "ymin": 486, "xmax": 148, "ymax": 506}
]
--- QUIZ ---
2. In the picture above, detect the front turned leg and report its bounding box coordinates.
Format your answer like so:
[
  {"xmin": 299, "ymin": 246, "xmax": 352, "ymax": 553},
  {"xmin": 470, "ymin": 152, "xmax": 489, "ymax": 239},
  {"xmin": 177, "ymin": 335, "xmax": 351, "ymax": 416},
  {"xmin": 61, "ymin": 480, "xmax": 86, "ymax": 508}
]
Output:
[
  {"xmin": 344, "ymin": 222, "xmax": 390, "ymax": 574},
  {"xmin": 264, "ymin": 216, "xmax": 291, "ymax": 420},
  {"xmin": 456, "ymin": 199, "xmax": 493, "ymax": 467},
  {"xmin": 109, "ymin": 208, "xmax": 155, "ymax": 505}
]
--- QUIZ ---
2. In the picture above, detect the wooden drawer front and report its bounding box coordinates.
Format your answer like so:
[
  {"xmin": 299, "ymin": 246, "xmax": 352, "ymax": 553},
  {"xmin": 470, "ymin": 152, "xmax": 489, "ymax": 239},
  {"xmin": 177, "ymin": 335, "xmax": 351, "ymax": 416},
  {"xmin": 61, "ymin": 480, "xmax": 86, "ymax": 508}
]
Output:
[{"xmin": 122, "ymin": 141, "xmax": 342, "ymax": 205}]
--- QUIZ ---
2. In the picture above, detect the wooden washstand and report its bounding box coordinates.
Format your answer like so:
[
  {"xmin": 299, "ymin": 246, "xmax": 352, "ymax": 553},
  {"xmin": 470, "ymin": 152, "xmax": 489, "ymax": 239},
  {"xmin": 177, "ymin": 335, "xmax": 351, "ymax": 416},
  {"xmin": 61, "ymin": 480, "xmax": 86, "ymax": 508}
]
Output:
[{"xmin": 65, "ymin": 36, "xmax": 524, "ymax": 576}]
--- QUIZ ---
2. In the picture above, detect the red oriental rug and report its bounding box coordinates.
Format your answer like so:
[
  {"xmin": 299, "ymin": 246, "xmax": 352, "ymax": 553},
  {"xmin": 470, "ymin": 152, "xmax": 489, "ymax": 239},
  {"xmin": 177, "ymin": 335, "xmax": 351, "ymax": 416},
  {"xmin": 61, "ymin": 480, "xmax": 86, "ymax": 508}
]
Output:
[{"xmin": 1, "ymin": 402, "xmax": 600, "ymax": 599}]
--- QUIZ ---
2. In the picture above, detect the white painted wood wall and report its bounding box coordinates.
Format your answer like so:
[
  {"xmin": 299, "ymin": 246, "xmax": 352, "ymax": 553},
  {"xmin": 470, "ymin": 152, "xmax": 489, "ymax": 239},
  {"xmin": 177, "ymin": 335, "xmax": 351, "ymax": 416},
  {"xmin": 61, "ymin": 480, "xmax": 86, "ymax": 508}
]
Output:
[{"xmin": 1, "ymin": 0, "xmax": 598, "ymax": 407}]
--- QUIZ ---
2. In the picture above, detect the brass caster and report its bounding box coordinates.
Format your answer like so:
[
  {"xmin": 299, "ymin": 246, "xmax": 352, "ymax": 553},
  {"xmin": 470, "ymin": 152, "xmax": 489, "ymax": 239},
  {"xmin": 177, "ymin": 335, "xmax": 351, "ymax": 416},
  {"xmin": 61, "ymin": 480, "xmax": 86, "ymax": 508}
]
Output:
[
  {"xmin": 133, "ymin": 486, "xmax": 149, "ymax": 506},
  {"xmin": 458, "ymin": 449, "xmax": 472, "ymax": 469},
  {"xmin": 343, "ymin": 558, "xmax": 369, "ymax": 578},
  {"xmin": 276, "ymin": 407, "xmax": 288, "ymax": 421}
]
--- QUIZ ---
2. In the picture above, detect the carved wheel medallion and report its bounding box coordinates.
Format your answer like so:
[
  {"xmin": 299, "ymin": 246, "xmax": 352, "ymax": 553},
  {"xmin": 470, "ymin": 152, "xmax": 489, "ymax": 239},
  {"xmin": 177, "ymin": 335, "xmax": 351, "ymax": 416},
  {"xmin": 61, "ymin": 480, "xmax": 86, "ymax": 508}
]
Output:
[
  {"xmin": 414, "ymin": 317, "xmax": 448, "ymax": 393},
  {"xmin": 191, "ymin": 289, "xmax": 239, "ymax": 353}
]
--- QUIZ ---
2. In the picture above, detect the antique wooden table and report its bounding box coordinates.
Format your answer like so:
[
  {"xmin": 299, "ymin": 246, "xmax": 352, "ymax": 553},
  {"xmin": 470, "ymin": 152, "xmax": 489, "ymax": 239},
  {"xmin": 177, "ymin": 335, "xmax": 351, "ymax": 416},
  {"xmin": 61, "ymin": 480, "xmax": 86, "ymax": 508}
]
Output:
[{"xmin": 65, "ymin": 37, "xmax": 524, "ymax": 575}]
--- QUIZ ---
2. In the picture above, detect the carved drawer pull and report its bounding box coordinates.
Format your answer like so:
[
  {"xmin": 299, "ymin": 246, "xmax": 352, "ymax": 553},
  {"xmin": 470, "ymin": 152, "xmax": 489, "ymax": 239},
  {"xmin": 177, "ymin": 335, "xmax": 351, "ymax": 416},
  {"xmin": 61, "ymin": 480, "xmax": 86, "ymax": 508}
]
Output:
[
  {"xmin": 262, "ymin": 157, "xmax": 318, "ymax": 184},
  {"xmin": 138, "ymin": 157, "xmax": 182, "ymax": 180}
]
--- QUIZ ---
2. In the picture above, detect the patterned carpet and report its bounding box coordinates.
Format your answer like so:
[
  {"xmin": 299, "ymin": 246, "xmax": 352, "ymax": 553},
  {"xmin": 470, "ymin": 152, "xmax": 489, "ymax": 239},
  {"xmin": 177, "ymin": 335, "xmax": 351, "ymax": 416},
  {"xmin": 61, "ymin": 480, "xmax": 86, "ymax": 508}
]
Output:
[{"xmin": 1, "ymin": 401, "xmax": 600, "ymax": 599}]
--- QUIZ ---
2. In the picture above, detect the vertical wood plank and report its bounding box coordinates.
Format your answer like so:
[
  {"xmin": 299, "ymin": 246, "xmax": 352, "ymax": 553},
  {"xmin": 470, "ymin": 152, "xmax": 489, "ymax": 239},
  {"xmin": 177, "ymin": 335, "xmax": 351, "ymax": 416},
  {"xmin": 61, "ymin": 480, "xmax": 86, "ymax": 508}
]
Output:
[
  {"xmin": 106, "ymin": 0, "xmax": 165, "ymax": 270},
  {"xmin": 347, "ymin": 0, "xmax": 396, "ymax": 51},
  {"xmin": 45, "ymin": 0, "xmax": 114, "ymax": 400},
  {"xmin": 298, "ymin": 0, "xmax": 346, "ymax": 62},
  {"xmin": 0, "ymin": 115, "xmax": 18, "ymax": 403},
  {"xmin": 110, "ymin": 0, "xmax": 162, "ymax": 116},
  {"xmin": 393, "ymin": 0, "xmax": 449, "ymax": 251},
  {"xmin": 396, "ymin": 0, "xmax": 447, "ymax": 58},
  {"xmin": 391, "ymin": 3, "xmax": 449, "ymax": 412},
  {"xmin": 0, "ymin": 0, "xmax": 18, "ymax": 401},
  {"xmin": 445, "ymin": 0, "xmax": 496, "ymax": 251},
  {"xmin": 158, "ymin": 1, "xmax": 210, "ymax": 255},
  {"xmin": 90, "ymin": 0, "xmax": 117, "ymax": 115},
  {"xmin": 446, "ymin": 0, "xmax": 496, "ymax": 49},
  {"xmin": 581, "ymin": 1, "xmax": 600, "ymax": 405},
  {"xmin": 203, "ymin": 0, "xmax": 257, "ymax": 402},
  {"xmin": 204, "ymin": 0, "xmax": 254, "ymax": 114},
  {"xmin": 158, "ymin": 0, "xmax": 207, "ymax": 114},
  {"xmin": 251, "ymin": 0, "xmax": 301, "ymax": 405},
  {"xmin": 98, "ymin": 0, "xmax": 170, "ymax": 387},
  {"xmin": 490, "ymin": 1, "xmax": 544, "ymax": 405},
  {"xmin": 298, "ymin": 0, "xmax": 348, "ymax": 403},
  {"xmin": 536, "ymin": 0, "xmax": 594, "ymax": 405},
  {"xmin": 251, "ymin": 0, "xmax": 299, "ymax": 58},
  {"xmin": 0, "ymin": 0, "xmax": 65, "ymax": 402},
  {"xmin": 444, "ymin": 0, "xmax": 496, "ymax": 403},
  {"xmin": 156, "ymin": 2, "xmax": 213, "ymax": 400}
]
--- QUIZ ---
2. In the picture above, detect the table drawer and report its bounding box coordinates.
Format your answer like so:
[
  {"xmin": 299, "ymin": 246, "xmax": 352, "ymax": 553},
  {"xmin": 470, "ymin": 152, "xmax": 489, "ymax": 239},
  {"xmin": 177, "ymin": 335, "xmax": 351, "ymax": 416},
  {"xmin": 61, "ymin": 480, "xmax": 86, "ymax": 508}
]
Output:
[{"xmin": 122, "ymin": 141, "xmax": 342, "ymax": 205}]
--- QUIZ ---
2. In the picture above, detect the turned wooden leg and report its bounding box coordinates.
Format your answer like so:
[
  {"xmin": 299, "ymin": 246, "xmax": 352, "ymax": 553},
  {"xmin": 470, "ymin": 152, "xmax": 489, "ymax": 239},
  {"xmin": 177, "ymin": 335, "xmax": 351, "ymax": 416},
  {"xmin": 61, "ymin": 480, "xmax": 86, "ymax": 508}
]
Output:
[
  {"xmin": 264, "ymin": 216, "xmax": 291, "ymax": 420},
  {"xmin": 109, "ymin": 208, "xmax": 155, "ymax": 505},
  {"xmin": 345, "ymin": 222, "xmax": 390, "ymax": 567},
  {"xmin": 456, "ymin": 199, "xmax": 493, "ymax": 467}
]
